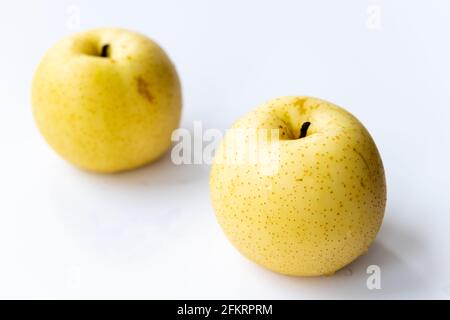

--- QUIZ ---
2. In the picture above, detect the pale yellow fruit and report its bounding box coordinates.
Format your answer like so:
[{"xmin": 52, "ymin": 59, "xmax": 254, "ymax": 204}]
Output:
[
  {"xmin": 210, "ymin": 96, "xmax": 386, "ymax": 276},
  {"xmin": 32, "ymin": 28, "xmax": 181, "ymax": 172}
]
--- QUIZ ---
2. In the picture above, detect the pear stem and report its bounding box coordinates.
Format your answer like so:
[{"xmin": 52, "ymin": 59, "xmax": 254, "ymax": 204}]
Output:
[
  {"xmin": 299, "ymin": 122, "xmax": 311, "ymax": 139},
  {"xmin": 100, "ymin": 44, "xmax": 110, "ymax": 58}
]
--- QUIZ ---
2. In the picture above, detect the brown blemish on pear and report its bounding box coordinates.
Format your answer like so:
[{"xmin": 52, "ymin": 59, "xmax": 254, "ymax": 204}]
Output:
[
  {"xmin": 352, "ymin": 147, "xmax": 370, "ymax": 172},
  {"xmin": 137, "ymin": 77, "xmax": 154, "ymax": 103}
]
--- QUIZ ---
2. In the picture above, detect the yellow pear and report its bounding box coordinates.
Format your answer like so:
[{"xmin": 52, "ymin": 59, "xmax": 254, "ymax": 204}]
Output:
[
  {"xmin": 210, "ymin": 96, "xmax": 386, "ymax": 276},
  {"xmin": 32, "ymin": 28, "xmax": 181, "ymax": 172}
]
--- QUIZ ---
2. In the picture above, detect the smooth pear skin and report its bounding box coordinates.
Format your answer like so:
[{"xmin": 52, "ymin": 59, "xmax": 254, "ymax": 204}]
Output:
[
  {"xmin": 32, "ymin": 28, "xmax": 181, "ymax": 172},
  {"xmin": 210, "ymin": 96, "xmax": 386, "ymax": 276}
]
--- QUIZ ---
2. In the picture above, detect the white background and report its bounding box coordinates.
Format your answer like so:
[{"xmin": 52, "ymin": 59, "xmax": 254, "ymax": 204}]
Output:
[{"xmin": 0, "ymin": 0, "xmax": 449, "ymax": 299}]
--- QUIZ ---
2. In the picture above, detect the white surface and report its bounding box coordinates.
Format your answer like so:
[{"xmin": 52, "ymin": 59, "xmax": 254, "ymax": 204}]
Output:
[{"xmin": 1, "ymin": 0, "xmax": 449, "ymax": 299}]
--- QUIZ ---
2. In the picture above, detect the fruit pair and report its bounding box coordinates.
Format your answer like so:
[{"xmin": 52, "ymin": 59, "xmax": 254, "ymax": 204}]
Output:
[{"xmin": 32, "ymin": 28, "xmax": 386, "ymax": 276}]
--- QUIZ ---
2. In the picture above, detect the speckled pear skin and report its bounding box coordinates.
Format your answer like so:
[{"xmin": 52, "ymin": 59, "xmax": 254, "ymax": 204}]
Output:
[
  {"xmin": 32, "ymin": 28, "xmax": 181, "ymax": 173},
  {"xmin": 210, "ymin": 96, "xmax": 386, "ymax": 276}
]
